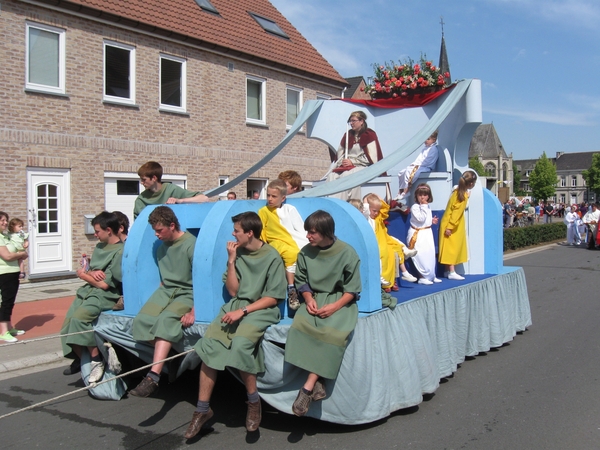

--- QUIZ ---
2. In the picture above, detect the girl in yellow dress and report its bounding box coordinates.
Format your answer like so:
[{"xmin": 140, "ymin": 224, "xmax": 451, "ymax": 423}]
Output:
[{"xmin": 438, "ymin": 171, "xmax": 477, "ymax": 280}]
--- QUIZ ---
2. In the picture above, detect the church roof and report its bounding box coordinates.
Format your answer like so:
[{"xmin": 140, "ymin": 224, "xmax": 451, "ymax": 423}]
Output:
[
  {"xmin": 469, "ymin": 124, "xmax": 508, "ymax": 159},
  {"xmin": 49, "ymin": 0, "xmax": 347, "ymax": 86}
]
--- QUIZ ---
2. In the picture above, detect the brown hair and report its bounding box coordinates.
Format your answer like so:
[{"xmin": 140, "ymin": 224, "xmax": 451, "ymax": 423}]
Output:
[
  {"xmin": 414, "ymin": 183, "xmax": 433, "ymax": 203},
  {"xmin": 457, "ymin": 171, "xmax": 477, "ymax": 202},
  {"xmin": 138, "ymin": 161, "xmax": 163, "ymax": 182},
  {"xmin": 8, "ymin": 218, "xmax": 24, "ymax": 233},
  {"xmin": 148, "ymin": 206, "xmax": 180, "ymax": 231},
  {"xmin": 348, "ymin": 110, "xmax": 368, "ymax": 135},
  {"xmin": 277, "ymin": 170, "xmax": 302, "ymax": 192}
]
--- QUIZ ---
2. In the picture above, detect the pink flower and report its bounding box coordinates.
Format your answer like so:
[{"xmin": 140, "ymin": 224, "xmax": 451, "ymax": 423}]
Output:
[
  {"xmin": 385, "ymin": 87, "xmax": 391, "ymax": 93},
  {"xmin": 401, "ymin": 84, "xmax": 408, "ymax": 90},
  {"xmin": 392, "ymin": 93, "xmax": 398, "ymax": 98},
  {"xmin": 409, "ymin": 81, "xmax": 417, "ymax": 89},
  {"xmin": 360, "ymin": 87, "xmax": 364, "ymax": 91}
]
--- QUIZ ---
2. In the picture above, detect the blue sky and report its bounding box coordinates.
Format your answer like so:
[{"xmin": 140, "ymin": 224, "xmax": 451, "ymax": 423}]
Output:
[{"xmin": 270, "ymin": 0, "xmax": 600, "ymax": 161}]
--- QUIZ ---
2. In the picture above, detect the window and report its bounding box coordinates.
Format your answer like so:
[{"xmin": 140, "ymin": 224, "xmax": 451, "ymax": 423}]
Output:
[
  {"xmin": 502, "ymin": 163, "xmax": 508, "ymax": 181},
  {"xmin": 317, "ymin": 93, "xmax": 332, "ymax": 100},
  {"xmin": 249, "ymin": 12, "xmax": 289, "ymax": 39},
  {"xmin": 246, "ymin": 75, "xmax": 266, "ymax": 125},
  {"xmin": 104, "ymin": 41, "xmax": 136, "ymax": 105},
  {"xmin": 560, "ymin": 194, "xmax": 566, "ymax": 203},
  {"xmin": 571, "ymin": 176, "xmax": 577, "ymax": 187},
  {"xmin": 160, "ymin": 54, "xmax": 186, "ymax": 112},
  {"xmin": 218, "ymin": 176, "xmax": 229, "ymax": 198},
  {"xmin": 485, "ymin": 163, "xmax": 496, "ymax": 177},
  {"xmin": 523, "ymin": 183, "xmax": 530, "ymax": 191},
  {"xmin": 26, "ymin": 22, "xmax": 66, "ymax": 94},
  {"xmin": 286, "ymin": 86, "xmax": 303, "ymax": 128},
  {"xmin": 560, "ymin": 176, "xmax": 566, "ymax": 187},
  {"xmin": 194, "ymin": 0, "xmax": 219, "ymax": 14},
  {"xmin": 525, "ymin": 169, "xmax": 532, "ymax": 177}
]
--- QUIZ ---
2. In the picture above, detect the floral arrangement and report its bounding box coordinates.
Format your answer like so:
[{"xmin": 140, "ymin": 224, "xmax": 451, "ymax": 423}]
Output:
[{"xmin": 362, "ymin": 56, "xmax": 450, "ymax": 98}]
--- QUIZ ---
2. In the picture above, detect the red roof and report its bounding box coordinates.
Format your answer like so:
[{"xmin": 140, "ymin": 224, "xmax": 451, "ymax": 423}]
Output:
[{"xmin": 58, "ymin": 0, "xmax": 347, "ymax": 86}]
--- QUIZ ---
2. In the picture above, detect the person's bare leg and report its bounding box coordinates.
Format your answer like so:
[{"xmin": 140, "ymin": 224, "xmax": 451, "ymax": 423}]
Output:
[
  {"xmin": 199, "ymin": 363, "xmax": 217, "ymax": 402},
  {"xmin": 150, "ymin": 338, "xmax": 172, "ymax": 374}
]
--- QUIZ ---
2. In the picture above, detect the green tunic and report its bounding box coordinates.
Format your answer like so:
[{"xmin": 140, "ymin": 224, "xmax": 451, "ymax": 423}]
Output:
[
  {"xmin": 132, "ymin": 232, "xmax": 196, "ymax": 343},
  {"xmin": 61, "ymin": 242, "xmax": 123, "ymax": 358},
  {"xmin": 194, "ymin": 243, "xmax": 286, "ymax": 374},
  {"xmin": 133, "ymin": 183, "xmax": 199, "ymax": 219},
  {"xmin": 284, "ymin": 239, "xmax": 361, "ymax": 379}
]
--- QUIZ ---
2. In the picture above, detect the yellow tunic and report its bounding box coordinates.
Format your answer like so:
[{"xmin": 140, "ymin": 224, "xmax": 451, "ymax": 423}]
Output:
[
  {"xmin": 438, "ymin": 189, "xmax": 469, "ymax": 265},
  {"xmin": 371, "ymin": 199, "xmax": 405, "ymax": 288},
  {"xmin": 258, "ymin": 204, "xmax": 304, "ymax": 268}
]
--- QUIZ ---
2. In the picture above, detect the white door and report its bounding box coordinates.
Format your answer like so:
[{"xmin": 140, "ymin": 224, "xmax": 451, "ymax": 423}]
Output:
[{"xmin": 27, "ymin": 168, "xmax": 72, "ymax": 276}]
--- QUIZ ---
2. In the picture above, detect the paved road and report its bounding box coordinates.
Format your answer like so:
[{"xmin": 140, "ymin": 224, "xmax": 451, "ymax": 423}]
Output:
[{"xmin": 1, "ymin": 244, "xmax": 599, "ymax": 449}]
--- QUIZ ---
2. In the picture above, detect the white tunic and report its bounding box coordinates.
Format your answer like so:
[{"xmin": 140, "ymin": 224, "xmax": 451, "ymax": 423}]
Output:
[
  {"xmin": 398, "ymin": 143, "xmax": 439, "ymax": 189},
  {"xmin": 407, "ymin": 203, "xmax": 436, "ymax": 281}
]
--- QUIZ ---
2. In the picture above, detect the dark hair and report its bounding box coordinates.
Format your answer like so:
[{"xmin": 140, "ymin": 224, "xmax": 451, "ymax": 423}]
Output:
[
  {"xmin": 231, "ymin": 211, "xmax": 262, "ymax": 238},
  {"xmin": 0, "ymin": 211, "xmax": 8, "ymax": 222},
  {"xmin": 112, "ymin": 211, "xmax": 130, "ymax": 235},
  {"xmin": 278, "ymin": 170, "xmax": 302, "ymax": 192},
  {"xmin": 91, "ymin": 211, "xmax": 120, "ymax": 234},
  {"xmin": 414, "ymin": 183, "xmax": 433, "ymax": 203},
  {"xmin": 148, "ymin": 206, "xmax": 180, "ymax": 231},
  {"xmin": 227, "ymin": 192, "xmax": 237, "ymax": 199},
  {"xmin": 137, "ymin": 161, "xmax": 163, "ymax": 182},
  {"xmin": 8, "ymin": 218, "xmax": 24, "ymax": 233},
  {"xmin": 304, "ymin": 210, "xmax": 335, "ymax": 241}
]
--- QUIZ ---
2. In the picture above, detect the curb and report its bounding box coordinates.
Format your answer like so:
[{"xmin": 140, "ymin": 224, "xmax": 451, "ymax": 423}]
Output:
[{"xmin": 0, "ymin": 350, "xmax": 63, "ymax": 374}]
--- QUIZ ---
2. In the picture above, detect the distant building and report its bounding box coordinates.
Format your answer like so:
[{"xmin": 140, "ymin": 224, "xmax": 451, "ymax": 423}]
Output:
[
  {"xmin": 468, "ymin": 124, "xmax": 513, "ymax": 197},
  {"xmin": 514, "ymin": 151, "xmax": 599, "ymax": 204},
  {"xmin": 344, "ymin": 76, "xmax": 371, "ymax": 100}
]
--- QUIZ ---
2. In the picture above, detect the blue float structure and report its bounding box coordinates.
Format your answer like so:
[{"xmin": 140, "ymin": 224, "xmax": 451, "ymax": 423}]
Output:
[{"xmin": 96, "ymin": 79, "xmax": 531, "ymax": 424}]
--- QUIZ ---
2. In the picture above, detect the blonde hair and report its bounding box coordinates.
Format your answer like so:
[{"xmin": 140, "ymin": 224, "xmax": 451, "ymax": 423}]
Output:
[
  {"xmin": 267, "ymin": 179, "xmax": 287, "ymax": 196},
  {"xmin": 363, "ymin": 193, "xmax": 382, "ymax": 207},
  {"xmin": 347, "ymin": 198, "xmax": 363, "ymax": 211},
  {"xmin": 457, "ymin": 171, "xmax": 477, "ymax": 202}
]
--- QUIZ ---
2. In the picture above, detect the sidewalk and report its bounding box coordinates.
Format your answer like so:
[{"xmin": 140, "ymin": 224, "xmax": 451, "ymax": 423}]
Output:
[{"xmin": 0, "ymin": 278, "xmax": 83, "ymax": 379}]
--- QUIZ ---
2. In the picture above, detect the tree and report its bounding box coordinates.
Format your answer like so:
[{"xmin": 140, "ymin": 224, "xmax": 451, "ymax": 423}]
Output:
[
  {"xmin": 528, "ymin": 152, "xmax": 557, "ymax": 201},
  {"xmin": 468, "ymin": 157, "xmax": 486, "ymax": 177},
  {"xmin": 512, "ymin": 163, "xmax": 526, "ymax": 196},
  {"xmin": 582, "ymin": 153, "xmax": 600, "ymax": 198}
]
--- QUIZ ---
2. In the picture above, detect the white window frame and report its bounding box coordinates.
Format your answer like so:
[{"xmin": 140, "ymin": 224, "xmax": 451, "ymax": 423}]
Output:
[
  {"xmin": 159, "ymin": 54, "xmax": 186, "ymax": 113},
  {"xmin": 25, "ymin": 22, "xmax": 66, "ymax": 95},
  {"xmin": 317, "ymin": 93, "xmax": 332, "ymax": 100},
  {"xmin": 218, "ymin": 176, "xmax": 229, "ymax": 198},
  {"xmin": 286, "ymin": 86, "xmax": 303, "ymax": 129},
  {"xmin": 571, "ymin": 176, "xmax": 577, "ymax": 187},
  {"xmin": 560, "ymin": 176, "xmax": 566, "ymax": 187},
  {"xmin": 246, "ymin": 75, "xmax": 266, "ymax": 125},
  {"xmin": 103, "ymin": 40, "xmax": 136, "ymax": 105}
]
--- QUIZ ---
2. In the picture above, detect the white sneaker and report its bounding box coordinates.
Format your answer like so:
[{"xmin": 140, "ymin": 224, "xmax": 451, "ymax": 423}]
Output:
[
  {"xmin": 401, "ymin": 272, "xmax": 417, "ymax": 283},
  {"xmin": 433, "ymin": 278, "xmax": 442, "ymax": 283},
  {"xmin": 402, "ymin": 247, "xmax": 418, "ymax": 259},
  {"xmin": 0, "ymin": 331, "xmax": 18, "ymax": 343},
  {"xmin": 418, "ymin": 278, "xmax": 433, "ymax": 285},
  {"xmin": 88, "ymin": 360, "xmax": 105, "ymax": 383},
  {"xmin": 395, "ymin": 192, "xmax": 406, "ymax": 202},
  {"xmin": 447, "ymin": 272, "xmax": 465, "ymax": 281}
]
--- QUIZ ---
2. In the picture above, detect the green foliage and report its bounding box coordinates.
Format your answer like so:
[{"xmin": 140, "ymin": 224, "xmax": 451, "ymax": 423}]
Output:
[
  {"xmin": 468, "ymin": 157, "xmax": 486, "ymax": 177},
  {"xmin": 503, "ymin": 222, "xmax": 566, "ymax": 251},
  {"xmin": 582, "ymin": 153, "xmax": 600, "ymax": 198},
  {"xmin": 528, "ymin": 152, "xmax": 557, "ymax": 201},
  {"xmin": 512, "ymin": 163, "xmax": 526, "ymax": 195}
]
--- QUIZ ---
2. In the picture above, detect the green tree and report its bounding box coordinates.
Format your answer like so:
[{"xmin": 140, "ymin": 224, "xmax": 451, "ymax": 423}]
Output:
[
  {"xmin": 468, "ymin": 157, "xmax": 486, "ymax": 177},
  {"xmin": 582, "ymin": 153, "xmax": 600, "ymax": 198},
  {"xmin": 528, "ymin": 152, "xmax": 557, "ymax": 201},
  {"xmin": 512, "ymin": 163, "xmax": 526, "ymax": 196}
]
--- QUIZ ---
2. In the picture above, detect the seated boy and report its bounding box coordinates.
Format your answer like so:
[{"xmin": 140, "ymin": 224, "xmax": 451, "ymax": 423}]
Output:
[
  {"xmin": 396, "ymin": 131, "xmax": 439, "ymax": 201},
  {"xmin": 134, "ymin": 161, "xmax": 209, "ymax": 219},
  {"xmin": 129, "ymin": 206, "xmax": 196, "ymax": 397},
  {"xmin": 363, "ymin": 194, "xmax": 418, "ymax": 289},
  {"xmin": 61, "ymin": 211, "xmax": 123, "ymax": 382},
  {"xmin": 258, "ymin": 179, "xmax": 308, "ymax": 310},
  {"xmin": 278, "ymin": 170, "xmax": 302, "ymax": 195},
  {"xmin": 185, "ymin": 212, "xmax": 286, "ymax": 438}
]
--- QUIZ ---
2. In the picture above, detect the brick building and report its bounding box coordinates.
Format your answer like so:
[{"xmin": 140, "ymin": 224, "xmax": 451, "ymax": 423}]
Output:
[{"xmin": 1, "ymin": 0, "xmax": 347, "ymax": 279}]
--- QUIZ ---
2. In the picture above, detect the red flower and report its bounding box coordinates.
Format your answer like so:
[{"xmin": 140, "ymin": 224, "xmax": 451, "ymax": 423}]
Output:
[
  {"xmin": 394, "ymin": 80, "xmax": 402, "ymax": 87},
  {"xmin": 444, "ymin": 72, "xmax": 450, "ymax": 78},
  {"xmin": 360, "ymin": 87, "xmax": 364, "ymax": 91},
  {"xmin": 385, "ymin": 87, "xmax": 391, "ymax": 93},
  {"xmin": 425, "ymin": 61, "xmax": 432, "ymax": 67},
  {"xmin": 409, "ymin": 81, "xmax": 417, "ymax": 89},
  {"xmin": 401, "ymin": 84, "xmax": 408, "ymax": 90},
  {"xmin": 384, "ymin": 80, "xmax": 392, "ymax": 87}
]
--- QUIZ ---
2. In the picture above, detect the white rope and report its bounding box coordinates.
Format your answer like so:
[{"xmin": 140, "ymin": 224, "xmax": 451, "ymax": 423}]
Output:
[
  {"xmin": 0, "ymin": 329, "xmax": 94, "ymax": 346},
  {"xmin": 0, "ymin": 348, "xmax": 195, "ymax": 420}
]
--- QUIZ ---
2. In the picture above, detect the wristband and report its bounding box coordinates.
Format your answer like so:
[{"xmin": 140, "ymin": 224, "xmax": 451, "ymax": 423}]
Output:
[{"xmin": 242, "ymin": 306, "xmax": 248, "ymax": 316}]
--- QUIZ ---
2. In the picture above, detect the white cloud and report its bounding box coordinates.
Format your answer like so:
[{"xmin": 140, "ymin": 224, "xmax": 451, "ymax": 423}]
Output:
[
  {"xmin": 485, "ymin": 106, "xmax": 596, "ymax": 126},
  {"xmin": 484, "ymin": 82, "xmax": 497, "ymax": 89}
]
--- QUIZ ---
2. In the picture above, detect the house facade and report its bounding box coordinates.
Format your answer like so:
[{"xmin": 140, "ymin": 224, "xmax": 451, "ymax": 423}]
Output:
[
  {"xmin": 1, "ymin": 0, "xmax": 347, "ymax": 279},
  {"xmin": 514, "ymin": 151, "xmax": 599, "ymax": 205}
]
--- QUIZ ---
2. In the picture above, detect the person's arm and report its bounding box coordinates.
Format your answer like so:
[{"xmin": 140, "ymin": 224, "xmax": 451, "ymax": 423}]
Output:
[
  {"xmin": 0, "ymin": 246, "xmax": 27, "ymax": 262},
  {"xmin": 315, "ymin": 292, "xmax": 355, "ymax": 319},
  {"xmin": 181, "ymin": 307, "xmax": 195, "ymax": 327},
  {"xmin": 220, "ymin": 296, "xmax": 278, "ymax": 325},
  {"xmin": 169, "ymin": 194, "xmax": 209, "ymax": 204},
  {"xmin": 77, "ymin": 268, "xmax": 109, "ymax": 290},
  {"xmin": 224, "ymin": 241, "xmax": 240, "ymax": 297}
]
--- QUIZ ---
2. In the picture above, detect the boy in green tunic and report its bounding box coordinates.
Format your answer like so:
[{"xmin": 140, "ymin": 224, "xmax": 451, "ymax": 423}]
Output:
[
  {"xmin": 284, "ymin": 210, "xmax": 361, "ymax": 416},
  {"xmin": 134, "ymin": 161, "xmax": 209, "ymax": 219},
  {"xmin": 129, "ymin": 206, "xmax": 196, "ymax": 397},
  {"xmin": 184, "ymin": 212, "xmax": 286, "ymax": 439},
  {"xmin": 61, "ymin": 212, "xmax": 123, "ymax": 383}
]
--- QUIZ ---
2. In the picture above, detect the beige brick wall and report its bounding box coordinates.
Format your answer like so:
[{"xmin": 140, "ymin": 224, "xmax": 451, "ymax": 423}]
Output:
[{"xmin": 1, "ymin": 1, "xmax": 341, "ymax": 273}]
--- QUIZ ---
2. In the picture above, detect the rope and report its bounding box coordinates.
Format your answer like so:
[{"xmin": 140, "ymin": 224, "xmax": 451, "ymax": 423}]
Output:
[
  {"xmin": 1, "ymin": 329, "xmax": 94, "ymax": 346},
  {"xmin": 0, "ymin": 348, "xmax": 195, "ymax": 420}
]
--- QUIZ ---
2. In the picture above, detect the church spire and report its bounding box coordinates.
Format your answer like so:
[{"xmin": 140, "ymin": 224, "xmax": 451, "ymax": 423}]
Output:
[{"xmin": 438, "ymin": 16, "xmax": 451, "ymax": 84}]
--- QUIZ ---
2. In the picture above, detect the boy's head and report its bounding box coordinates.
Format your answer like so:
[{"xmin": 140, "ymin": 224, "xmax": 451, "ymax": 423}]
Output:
[
  {"xmin": 227, "ymin": 192, "xmax": 237, "ymax": 200},
  {"xmin": 138, "ymin": 161, "xmax": 163, "ymax": 185},
  {"xmin": 266, "ymin": 179, "xmax": 287, "ymax": 208},
  {"xmin": 363, "ymin": 193, "xmax": 382, "ymax": 219},
  {"xmin": 424, "ymin": 130, "xmax": 439, "ymax": 146},
  {"xmin": 231, "ymin": 212, "xmax": 262, "ymax": 247},
  {"xmin": 148, "ymin": 206, "xmax": 181, "ymax": 241},
  {"xmin": 8, "ymin": 218, "xmax": 24, "ymax": 233},
  {"xmin": 347, "ymin": 198, "xmax": 364, "ymax": 214},
  {"xmin": 278, "ymin": 170, "xmax": 302, "ymax": 194},
  {"xmin": 304, "ymin": 210, "xmax": 335, "ymax": 241},
  {"xmin": 91, "ymin": 211, "xmax": 120, "ymax": 242},
  {"xmin": 112, "ymin": 211, "xmax": 130, "ymax": 236}
]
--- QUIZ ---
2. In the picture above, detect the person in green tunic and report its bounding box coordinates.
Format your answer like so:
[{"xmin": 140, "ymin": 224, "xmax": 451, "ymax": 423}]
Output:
[
  {"xmin": 184, "ymin": 212, "xmax": 287, "ymax": 440},
  {"xmin": 129, "ymin": 206, "xmax": 197, "ymax": 397},
  {"xmin": 284, "ymin": 210, "xmax": 361, "ymax": 417},
  {"xmin": 134, "ymin": 161, "xmax": 209, "ymax": 219},
  {"xmin": 60, "ymin": 212, "xmax": 123, "ymax": 383}
]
